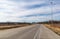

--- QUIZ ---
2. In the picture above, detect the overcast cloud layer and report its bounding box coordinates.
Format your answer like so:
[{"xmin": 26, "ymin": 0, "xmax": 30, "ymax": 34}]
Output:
[{"xmin": 0, "ymin": 0, "xmax": 60, "ymax": 22}]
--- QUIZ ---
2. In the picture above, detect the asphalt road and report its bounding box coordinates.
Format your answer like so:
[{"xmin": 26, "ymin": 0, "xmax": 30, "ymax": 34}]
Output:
[{"xmin": 0, "ymin": 24, "xmax": 60, "ymax": 39}]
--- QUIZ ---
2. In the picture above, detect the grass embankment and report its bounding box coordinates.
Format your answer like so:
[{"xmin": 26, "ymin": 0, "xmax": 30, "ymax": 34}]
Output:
[
  {"xmin": 0, "ymin": 24, "xmax": 32, "ymax": 30},
  {"xmin": 44, "ymin": 24, "xmax": 60, "ymax": 35}
]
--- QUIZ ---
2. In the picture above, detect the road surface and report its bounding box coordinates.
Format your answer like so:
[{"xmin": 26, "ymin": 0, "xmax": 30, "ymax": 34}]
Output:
[{"xmin": 0, "ymin": 24, "xmax": 60, "ymax": 39}]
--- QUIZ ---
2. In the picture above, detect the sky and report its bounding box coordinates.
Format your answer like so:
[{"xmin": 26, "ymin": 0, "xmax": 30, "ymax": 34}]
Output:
[{"xmin": 0, "ymin": 0, "xmax": 60, "ymax": 22}]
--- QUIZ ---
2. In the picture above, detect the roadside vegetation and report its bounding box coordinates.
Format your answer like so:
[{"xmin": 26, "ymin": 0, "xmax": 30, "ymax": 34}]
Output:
[
  {"xmin": 44, "ymin": 24, "xmax": 60, "ymax": 35},
  {"xmin": 0, "ymin": 22, "xmax": 32, "ymax": 30},
  {"xmin": 37, "ymin": 20, "xmax": 60, "ymax": 35}
]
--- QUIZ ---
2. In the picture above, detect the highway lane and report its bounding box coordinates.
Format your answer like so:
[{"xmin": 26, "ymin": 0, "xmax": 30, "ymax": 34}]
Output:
[
  {"xmin": 0, "ymin": 24, "xmax": 40, "ymax": 39},
  {"xmin": 40, "ymin": 25, "xmax": 60, "ymax": 39},
  {"xmin": 0, "ymin": 24, "xmax": 60, "ymax": 39}
]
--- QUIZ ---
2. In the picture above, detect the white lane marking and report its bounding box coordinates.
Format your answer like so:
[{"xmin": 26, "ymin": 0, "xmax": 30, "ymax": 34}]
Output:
[{"xmin": 33, "ymin": 26, "xmax": 40, "ymax": 39}]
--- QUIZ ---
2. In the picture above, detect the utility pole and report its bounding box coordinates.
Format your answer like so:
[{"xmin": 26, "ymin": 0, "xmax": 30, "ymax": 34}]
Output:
[{"xmin": 49, "ymin": 0, "xmax": 54, "ymax": 26}]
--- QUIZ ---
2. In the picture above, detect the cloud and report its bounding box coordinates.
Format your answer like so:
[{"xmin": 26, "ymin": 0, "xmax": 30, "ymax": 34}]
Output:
[{"xmin": 0, "ymin": 0, "xmax": 60, "ymax": 22}]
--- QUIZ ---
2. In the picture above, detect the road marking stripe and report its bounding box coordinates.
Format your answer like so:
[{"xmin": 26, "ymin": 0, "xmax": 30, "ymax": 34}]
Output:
[{"xmin": 33, "ymin": 26, "xmax": 40, "ymax": 39}]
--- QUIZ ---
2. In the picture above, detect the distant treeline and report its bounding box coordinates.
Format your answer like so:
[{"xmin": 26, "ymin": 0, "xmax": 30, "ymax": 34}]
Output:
[
  {"xmin": 38, "ymin": 21, "xmax": 60, "ymax": 24},
  {"xmin": 0, "ymin": 20, "xmax": 60, "ymax": 25},
  {"xmin": 0, "ymin": 22, "xmax": 32, "ymax": 26}
]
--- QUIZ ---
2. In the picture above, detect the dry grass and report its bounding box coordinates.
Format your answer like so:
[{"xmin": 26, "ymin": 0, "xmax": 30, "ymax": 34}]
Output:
[
  {"xmin": 0, "ymin": 24, "xmax": 32, "ymax": 30},
  {"xmin": 44, "ymin": 24, "xmax": 60, "ymax": 35}
]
